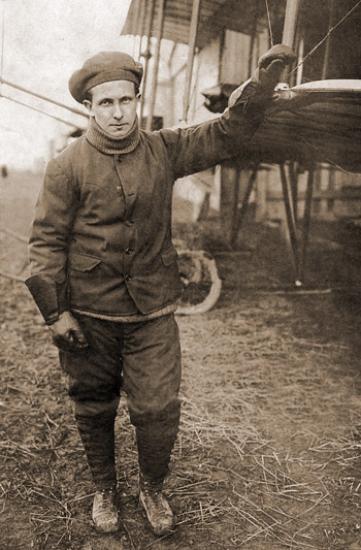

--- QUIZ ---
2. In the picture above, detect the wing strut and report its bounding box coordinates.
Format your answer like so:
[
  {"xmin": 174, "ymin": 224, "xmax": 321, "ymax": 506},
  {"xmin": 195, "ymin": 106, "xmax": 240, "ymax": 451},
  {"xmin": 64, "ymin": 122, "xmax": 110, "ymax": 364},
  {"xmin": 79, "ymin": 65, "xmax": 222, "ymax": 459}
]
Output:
[
  {"xmin": 182, "ymin": 0, "xmax": 202, "ymax": 123},
  {"xmin": 146, "ymin": 0, "xmax": 166, "ymax": 131}
]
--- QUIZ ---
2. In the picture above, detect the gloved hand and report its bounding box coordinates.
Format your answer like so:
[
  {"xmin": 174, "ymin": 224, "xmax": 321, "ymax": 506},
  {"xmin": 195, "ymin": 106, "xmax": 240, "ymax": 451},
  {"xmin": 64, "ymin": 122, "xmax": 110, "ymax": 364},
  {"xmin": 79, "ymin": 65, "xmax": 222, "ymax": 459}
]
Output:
[
  {"xmin": 253, "ymin": 44, "xmax": 297, "ymax": 95},
  {"xmin": 228, "ymin": 44, "xmax": 297, "ymax": 110},
  {"xmin": 49, "ymin": 311, "xmax": 88, "ymax": 352}
]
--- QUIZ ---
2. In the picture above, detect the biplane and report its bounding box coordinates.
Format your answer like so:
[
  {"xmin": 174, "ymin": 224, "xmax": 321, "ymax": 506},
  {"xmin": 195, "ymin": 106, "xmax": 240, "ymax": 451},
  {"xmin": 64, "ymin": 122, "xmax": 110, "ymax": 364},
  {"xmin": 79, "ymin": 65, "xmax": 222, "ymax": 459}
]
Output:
[
  {"xmin": 121, "ymin": 0, "xmax": 361, "ymax": 304},
  {"xmin": 1, "ymin": 0, "xmax": 361, "ymax": 313}
]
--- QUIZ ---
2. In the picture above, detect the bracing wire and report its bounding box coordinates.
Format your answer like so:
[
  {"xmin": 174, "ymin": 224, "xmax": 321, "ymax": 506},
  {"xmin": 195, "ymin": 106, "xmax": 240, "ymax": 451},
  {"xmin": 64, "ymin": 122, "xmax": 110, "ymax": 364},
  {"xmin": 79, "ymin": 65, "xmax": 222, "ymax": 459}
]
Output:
[
  {"xmin": 264, "ymin": 0, "xmax": 274, "ymax": 46},
  {"xmin": 1, "ymin": 93, "xmax": 82, "ymax": 129},
  {"xmin": 291, "ymin": 0, "xmax": 361, "ymax": 74},
  {"xmin": 264, "ymin": 0, "xmax": 361, "ymax": 76}
]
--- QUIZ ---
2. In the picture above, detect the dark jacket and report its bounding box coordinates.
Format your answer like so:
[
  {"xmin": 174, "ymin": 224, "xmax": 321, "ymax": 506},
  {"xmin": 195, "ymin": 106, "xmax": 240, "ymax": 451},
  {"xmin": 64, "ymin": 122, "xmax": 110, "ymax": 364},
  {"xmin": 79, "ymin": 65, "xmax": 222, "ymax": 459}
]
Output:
[{"xmin": 26, "ymin": 82, "xmax": 267, "ymax": 322}]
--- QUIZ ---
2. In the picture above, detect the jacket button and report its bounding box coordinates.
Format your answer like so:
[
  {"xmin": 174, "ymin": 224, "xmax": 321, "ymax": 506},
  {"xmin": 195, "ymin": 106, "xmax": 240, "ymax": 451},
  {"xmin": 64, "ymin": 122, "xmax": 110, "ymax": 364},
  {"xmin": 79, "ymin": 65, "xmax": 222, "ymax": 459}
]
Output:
[
  {"xmin": 125, "ymin": 248, "xmax": 133, "ymax": 255},
  {"xmin": 125, "ymin": 220, "xmax": 134, "ymax": 227},
  {"xmin": 124, "ymin": 274, "xmax": 132, "ymax": 281},
  {"xmin": 116, "ymin": 186, "xmax": 121, "ymax": 191}
]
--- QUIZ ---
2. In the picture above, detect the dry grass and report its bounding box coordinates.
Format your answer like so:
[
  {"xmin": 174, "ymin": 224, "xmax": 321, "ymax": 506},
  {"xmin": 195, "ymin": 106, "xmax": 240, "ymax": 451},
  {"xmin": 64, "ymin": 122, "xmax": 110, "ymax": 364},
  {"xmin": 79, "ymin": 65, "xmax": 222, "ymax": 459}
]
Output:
[
  {"xmin": 171, "ymin": 298, "xmax": 361, "ymax": 550},
  {"xmin": 1, "ymin": 217, "xmax": 361, "ymax": 549}
]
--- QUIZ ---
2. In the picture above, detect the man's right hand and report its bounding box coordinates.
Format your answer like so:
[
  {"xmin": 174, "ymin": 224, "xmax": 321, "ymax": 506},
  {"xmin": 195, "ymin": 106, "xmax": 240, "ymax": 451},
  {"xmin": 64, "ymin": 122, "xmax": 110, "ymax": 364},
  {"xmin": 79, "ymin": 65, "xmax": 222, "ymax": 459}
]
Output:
[{"xmin": 49, "ymin": 311, "xmax": 88, "ymax": 352}]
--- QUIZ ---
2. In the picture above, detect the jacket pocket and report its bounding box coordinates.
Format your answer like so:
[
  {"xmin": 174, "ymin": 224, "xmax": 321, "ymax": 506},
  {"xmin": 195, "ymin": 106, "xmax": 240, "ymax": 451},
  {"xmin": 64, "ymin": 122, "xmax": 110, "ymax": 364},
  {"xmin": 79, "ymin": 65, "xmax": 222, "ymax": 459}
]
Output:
[
  {"xmin": 68, "ymin": 253, "xmax": 102, "ymax": 272},
  {"xmin": 161, "ymin": 246, "xmax": 178, "ymax": 266}
]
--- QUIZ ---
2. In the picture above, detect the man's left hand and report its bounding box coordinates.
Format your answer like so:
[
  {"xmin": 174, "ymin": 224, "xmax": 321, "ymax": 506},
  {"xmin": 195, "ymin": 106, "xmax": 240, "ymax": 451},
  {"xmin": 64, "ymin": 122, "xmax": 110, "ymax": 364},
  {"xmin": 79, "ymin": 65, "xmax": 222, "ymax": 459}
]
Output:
[{"xmin": 253, "ymin": 44, "xmax": 297, "ymax": 95}]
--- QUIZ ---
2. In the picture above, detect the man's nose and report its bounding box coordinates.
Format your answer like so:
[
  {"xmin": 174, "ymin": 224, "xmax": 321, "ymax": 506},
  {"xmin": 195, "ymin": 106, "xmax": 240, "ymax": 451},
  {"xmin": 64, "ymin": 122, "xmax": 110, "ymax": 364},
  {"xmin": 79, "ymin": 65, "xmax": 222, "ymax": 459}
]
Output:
[{"xmin": 113, "ymin": 103, "xmax": 123, "ymax": 119}]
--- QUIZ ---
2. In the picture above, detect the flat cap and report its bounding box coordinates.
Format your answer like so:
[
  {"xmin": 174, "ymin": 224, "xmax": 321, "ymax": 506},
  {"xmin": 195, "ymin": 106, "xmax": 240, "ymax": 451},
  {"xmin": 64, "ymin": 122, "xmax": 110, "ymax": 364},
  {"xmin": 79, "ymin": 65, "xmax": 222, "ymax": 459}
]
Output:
[{"xmin": 69, "ymin": 51, "xmax": 143, "ymax": 103}]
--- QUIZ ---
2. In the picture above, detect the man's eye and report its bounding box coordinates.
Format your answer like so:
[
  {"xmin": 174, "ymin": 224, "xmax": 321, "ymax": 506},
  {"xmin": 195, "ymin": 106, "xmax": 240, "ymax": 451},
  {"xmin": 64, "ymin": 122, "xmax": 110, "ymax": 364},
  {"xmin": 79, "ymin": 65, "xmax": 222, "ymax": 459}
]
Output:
[
  {"xmin": 100, "ymin": 99, "xmax": 111, "ymax": 105},
  {"xmin": 122, "ymin": 98, "xmax": 132, "ymax": 104}
]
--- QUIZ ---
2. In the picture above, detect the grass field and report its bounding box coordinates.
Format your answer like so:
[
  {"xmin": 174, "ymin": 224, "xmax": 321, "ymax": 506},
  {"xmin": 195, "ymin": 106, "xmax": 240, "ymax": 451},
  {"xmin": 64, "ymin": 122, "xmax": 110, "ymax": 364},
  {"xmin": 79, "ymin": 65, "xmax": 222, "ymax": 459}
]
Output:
[{"xmin": 1, "ymin": 172, "xmax": 361, "ymax": 549}]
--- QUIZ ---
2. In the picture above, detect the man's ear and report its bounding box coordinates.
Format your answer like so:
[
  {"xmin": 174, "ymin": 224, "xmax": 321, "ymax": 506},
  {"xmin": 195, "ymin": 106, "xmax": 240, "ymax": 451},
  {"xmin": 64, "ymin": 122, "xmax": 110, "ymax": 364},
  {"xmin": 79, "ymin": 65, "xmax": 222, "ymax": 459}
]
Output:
[
  {"xmin": 83, "ymin": 99, "xmax": 92, "ymax": 114},
  {"xmin": 136, "ymin": 92, "xmax": 142, "ymax": 100}
]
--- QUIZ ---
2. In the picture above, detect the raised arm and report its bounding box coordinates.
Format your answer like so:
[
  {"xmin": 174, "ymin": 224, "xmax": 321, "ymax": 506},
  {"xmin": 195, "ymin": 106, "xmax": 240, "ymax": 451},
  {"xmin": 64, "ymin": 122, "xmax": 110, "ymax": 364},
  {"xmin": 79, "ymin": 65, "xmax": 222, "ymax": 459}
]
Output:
[{"xmin": 160, "ymin": 44, "xmax": 296, "ymax": 179}]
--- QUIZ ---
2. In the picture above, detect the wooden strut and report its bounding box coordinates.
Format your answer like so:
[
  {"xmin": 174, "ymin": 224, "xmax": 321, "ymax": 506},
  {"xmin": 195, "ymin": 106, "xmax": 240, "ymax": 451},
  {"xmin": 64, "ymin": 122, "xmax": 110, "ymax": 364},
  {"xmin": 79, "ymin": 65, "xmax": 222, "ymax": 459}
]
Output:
[
  {"xmin": 299, "ymin": 166, "xmax": 315, "ymax": 282},
  {"xmin": 281, "ymin": 0, "xmax": 301, "ymax": 82},
  {"xmin": 248, "ymin": 0, "xmax": 260, "ymax": 77},
  {"xmin": 322, "ymin": 0, "xmax": 336, "ymax": 80},
  {"xmin": 281, "ymin": 0, "xmax": 301, "ymax": 47},
  {"xmin": 146, "ymin": 0, "xmax": 166, "ymax": 131},
  {"xmin": 228, "ymin": 6, "xmax": 259, "ymax": 249},
  {"xmin": 279, "ymin": 162, "xmax": 315, "ymax": 286},
  {"xmin": 182, "ymin": 0, "xmax": 202, "ymax": 123},
  {"xmin": 136, "ymin": 0, "xmax": 147, "ymax": 62},
  {"xmin": 288, "ymin": 161, "xmax": 299, "ymax": 223},
  {"xmin": 230, "ymin": 167, "xmax": 258, "ymax": 248},
  {"xmin": 278, "ymin": 0, "xmax": 304, "ymax": 285},
  {"xmin": 279, "ymin": 163, "xmax": 300, "ymax": 283},
  {"xmin": 139, "ymin": 0, "xmax": 156, "ymax": 126}
]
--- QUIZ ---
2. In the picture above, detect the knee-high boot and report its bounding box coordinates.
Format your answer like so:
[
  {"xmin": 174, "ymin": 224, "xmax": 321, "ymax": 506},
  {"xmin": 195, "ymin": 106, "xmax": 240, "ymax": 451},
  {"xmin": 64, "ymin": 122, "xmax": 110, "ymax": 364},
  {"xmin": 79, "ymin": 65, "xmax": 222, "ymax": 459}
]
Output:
[
  {"xmin": 75, "ymin": 410, "xmax": 120, "ymax": 533},
  {"xmin": 134, "ymin": 401, "xmax": 180, "ymax": 483},
  {"xmin": 75, "ymin": 411, "xmax": 117, "ymax": 490},
  {"xmin": 132, "ymin": 401, "xmax": 181, "ymax": 536}
]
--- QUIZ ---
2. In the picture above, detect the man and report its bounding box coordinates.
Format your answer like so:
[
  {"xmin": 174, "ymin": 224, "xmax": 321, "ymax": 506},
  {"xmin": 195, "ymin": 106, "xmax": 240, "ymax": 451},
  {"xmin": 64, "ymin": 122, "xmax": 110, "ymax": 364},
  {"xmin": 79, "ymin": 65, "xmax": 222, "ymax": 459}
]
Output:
[{"xmin": 26, "ymin": 45, "xmax": 295, "ymax": 536}]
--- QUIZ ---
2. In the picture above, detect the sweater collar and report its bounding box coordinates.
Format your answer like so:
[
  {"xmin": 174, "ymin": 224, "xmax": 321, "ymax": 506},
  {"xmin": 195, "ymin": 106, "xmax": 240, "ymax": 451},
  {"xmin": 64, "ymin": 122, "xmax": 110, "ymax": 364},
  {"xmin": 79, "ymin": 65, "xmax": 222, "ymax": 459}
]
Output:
[{"xmin": 85, "ymin": 116, "xmax": 140, "ymax": 155}]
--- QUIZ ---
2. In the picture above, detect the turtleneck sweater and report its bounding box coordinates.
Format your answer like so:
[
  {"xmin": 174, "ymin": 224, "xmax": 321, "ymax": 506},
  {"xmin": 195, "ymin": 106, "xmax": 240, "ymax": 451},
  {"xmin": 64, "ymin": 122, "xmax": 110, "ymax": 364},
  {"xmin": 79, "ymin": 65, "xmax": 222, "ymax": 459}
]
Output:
[{"xmin": 85, "ymin": 116, "xmax": 140, "ymax": 155}]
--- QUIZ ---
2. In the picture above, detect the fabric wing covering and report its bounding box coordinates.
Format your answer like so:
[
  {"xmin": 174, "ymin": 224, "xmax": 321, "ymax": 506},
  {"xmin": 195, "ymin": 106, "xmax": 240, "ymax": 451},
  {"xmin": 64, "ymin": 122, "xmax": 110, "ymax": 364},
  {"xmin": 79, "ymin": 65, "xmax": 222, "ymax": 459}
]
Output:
[{"xmin": 202, "ymin": 79, "xmax": 361, "ymax": 171}]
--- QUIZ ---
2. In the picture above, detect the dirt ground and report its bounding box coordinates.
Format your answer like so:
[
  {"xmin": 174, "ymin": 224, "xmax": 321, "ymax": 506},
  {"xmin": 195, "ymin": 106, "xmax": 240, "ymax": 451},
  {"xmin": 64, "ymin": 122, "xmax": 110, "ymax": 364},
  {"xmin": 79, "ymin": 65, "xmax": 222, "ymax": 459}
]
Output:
[{"xmin": 1, "ymin": 174, "xmax": 361, "ymax": 549}]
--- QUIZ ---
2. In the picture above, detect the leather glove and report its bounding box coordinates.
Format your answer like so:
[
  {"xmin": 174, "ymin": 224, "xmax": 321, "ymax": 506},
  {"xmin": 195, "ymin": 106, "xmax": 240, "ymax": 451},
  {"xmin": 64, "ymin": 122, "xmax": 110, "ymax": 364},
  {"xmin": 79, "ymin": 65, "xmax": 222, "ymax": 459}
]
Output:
[
  {"xmin": 49, "ymin": 311, "xmax": 88, "ymax": 352},
  {"xmin": 228, "ymin": 44, "xmax": 297, "ymax": 110},
  {"xmin": 253, "ymin": 44, "xmax": 297, "ymax": 95}
]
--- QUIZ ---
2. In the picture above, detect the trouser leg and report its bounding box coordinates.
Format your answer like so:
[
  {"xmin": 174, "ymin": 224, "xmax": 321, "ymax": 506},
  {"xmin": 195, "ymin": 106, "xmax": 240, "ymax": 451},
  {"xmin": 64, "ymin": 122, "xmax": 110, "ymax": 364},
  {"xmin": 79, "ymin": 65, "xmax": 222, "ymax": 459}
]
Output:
[
  {"xmin": 59, "ymin": 315, "xmax": 122, "ymax": 490},
  {"xmin": 122, "ymin": 314, "xmax": 182, "ymax": 484}
]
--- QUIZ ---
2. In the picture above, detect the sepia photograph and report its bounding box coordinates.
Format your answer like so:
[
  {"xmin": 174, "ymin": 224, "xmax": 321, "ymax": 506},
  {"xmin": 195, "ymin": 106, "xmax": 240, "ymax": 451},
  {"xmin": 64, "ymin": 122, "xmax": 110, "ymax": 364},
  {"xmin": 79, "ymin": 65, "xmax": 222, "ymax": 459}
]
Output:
[{"xmin": 1, "ymin": 0, "xmax": 361, "ymax": 548}]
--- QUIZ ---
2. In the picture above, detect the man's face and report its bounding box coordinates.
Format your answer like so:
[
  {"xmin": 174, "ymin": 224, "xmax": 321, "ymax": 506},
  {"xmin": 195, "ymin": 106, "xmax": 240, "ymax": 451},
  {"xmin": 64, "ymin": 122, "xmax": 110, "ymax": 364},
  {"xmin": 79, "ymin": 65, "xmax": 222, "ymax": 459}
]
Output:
[{"xmin": 85, "ymin": 80, "xmax": 138, "ymax": 137}]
